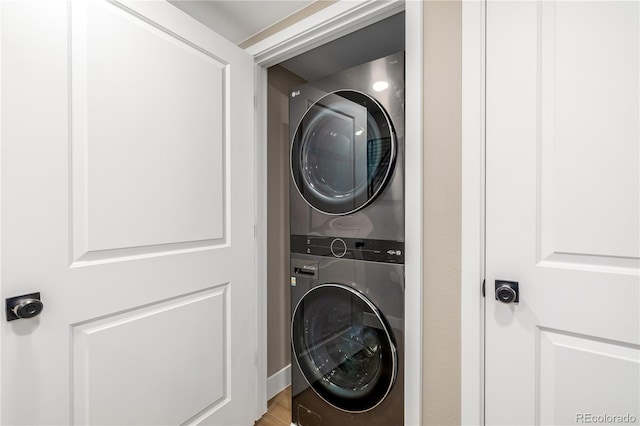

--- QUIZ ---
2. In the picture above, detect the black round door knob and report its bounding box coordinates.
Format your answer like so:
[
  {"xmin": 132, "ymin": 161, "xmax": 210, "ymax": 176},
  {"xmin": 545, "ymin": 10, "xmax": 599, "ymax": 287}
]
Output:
[
  {"xmin": 495, "ymin": 280, "xmax": 519, "ymax": 304},
  {"xmin": 6, "ymin": 292, "xmax": 44, "ymax": 321},
  {"xmin": 496, "ymin": 285, "xmax": 516, "ymax": 303},
  {"xmin": 11, "ymin": 298, "xmax": 44, "ymax": 319}
]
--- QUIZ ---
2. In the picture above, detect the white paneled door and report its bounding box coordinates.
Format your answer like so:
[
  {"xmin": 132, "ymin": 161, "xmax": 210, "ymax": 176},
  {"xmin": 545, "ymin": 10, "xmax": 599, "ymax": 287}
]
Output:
[
  {"xmin": 486, "ymin": 1, "xmax": 639, "ymax": 425},
  {"xmin": 1, "ymin": 1, "xmax": 256, "ymax": 424}
]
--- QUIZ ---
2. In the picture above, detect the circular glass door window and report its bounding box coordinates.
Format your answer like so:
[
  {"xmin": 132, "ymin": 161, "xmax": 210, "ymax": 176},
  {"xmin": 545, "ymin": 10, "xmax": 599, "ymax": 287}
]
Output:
[
  {"xmin": 291, "ymin": 284, "xmax": 397, "ymax": 412},
  {"xmin": 290, "ymin": 90, "xmax": 396, "ymax": 215}
]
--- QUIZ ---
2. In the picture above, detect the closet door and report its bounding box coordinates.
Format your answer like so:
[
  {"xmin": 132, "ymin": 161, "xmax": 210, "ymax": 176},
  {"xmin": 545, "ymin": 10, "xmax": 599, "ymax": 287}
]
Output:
[
  {"xmin": 0, "ymin": 1, "xmax": 256, "ymax": 424},
  {"xmin": 485, "ymin": 1, "xmax": 639, "ymax": 424}
]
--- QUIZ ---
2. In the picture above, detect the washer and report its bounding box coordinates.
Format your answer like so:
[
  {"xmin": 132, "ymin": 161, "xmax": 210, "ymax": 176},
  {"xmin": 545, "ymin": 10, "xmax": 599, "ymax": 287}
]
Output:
[
  {"xmin": 290, "ymin": 239, "xmax": 404, "ymax": 426},
  {"xmin": 289, "ymin": 52, "xmax": 404, "ymax": 242}
]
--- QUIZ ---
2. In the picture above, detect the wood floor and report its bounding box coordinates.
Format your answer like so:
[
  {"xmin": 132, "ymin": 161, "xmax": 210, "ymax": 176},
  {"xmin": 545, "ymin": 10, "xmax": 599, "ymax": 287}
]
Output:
[{"xmin": 255, "ymin": 387, "xmax": 291, "ymax": 426}]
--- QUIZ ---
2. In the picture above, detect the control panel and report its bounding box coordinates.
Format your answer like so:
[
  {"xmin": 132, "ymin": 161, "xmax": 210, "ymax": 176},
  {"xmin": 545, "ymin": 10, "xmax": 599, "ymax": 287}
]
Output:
[{"xmin": 291, "ymin": 235, "xmax": 405, "ymax": 264}]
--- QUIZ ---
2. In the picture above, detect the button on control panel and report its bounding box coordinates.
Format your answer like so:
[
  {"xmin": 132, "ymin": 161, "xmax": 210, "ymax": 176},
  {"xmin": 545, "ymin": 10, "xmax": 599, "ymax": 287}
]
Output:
[{"xmin": 330, "ymin": 238, "xmax": 347, "ymax": 258}]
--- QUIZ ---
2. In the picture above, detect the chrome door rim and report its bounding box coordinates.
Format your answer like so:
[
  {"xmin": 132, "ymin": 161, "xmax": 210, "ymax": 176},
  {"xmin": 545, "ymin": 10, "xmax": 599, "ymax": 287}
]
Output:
[
  {"xmin": 290, "ymin": 89, "xmax": 397, "ymax": 216},
  {"xmin": 291, "ymin": 283, "xmax": 398, "ymax": 413}
]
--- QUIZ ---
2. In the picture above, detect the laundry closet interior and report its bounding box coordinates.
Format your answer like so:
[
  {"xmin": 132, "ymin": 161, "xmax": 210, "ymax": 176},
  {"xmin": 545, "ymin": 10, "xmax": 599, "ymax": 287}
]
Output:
[{"xmin": 266, "ymin": 12, "xmax": 405, "ymax": 424}]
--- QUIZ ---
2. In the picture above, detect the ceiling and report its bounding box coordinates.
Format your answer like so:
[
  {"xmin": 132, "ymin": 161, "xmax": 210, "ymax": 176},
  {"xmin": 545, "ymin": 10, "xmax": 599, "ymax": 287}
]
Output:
[{"xmin": 169, "ymin": 0, "xmax": 315, "ymax": 45}]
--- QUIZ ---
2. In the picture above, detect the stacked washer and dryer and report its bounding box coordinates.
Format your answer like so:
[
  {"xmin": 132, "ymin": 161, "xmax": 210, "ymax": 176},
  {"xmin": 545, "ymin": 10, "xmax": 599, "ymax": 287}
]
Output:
[{"xmin": 289, "ymin": 52, "xmax": 405, "ymax": 426}]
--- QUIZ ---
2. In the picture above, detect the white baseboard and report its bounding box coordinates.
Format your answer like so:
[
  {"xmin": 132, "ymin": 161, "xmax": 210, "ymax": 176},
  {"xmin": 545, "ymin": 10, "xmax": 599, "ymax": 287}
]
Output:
[{"xmin": 267, "ymin": 364, "xmax": 291, "ymax": 400}]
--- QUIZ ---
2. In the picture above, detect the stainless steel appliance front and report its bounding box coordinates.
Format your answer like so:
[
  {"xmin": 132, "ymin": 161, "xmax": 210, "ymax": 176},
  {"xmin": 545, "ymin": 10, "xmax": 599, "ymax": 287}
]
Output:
[
  {"xmin": 290, "ymin": 254, "xmax": 404, "ymax": 426},
  {"xmin": 289, "ymin": 52, "xmax": 405, "ymax": 242}
]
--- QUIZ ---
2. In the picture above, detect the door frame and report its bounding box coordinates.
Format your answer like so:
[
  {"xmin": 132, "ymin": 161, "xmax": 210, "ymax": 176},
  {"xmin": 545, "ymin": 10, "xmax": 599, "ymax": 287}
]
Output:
[
  {"xmin": 247, "ymin": 0, "xmax": 421, "ymax": 423},
  {"xmin": 249, "ymin": 1, "xmax": 489, "ymax": 424},
  {"xmin": 461, "ymin": 1, "xmax": 486, "ymax": 425}
]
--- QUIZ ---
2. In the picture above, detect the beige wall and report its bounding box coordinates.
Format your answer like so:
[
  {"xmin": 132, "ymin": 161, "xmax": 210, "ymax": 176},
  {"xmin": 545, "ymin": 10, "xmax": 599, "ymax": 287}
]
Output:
[
  {"xmin": 422, "ymin": 1, "xmax": 462, "ymax": 425},
  {"xmin": 266, "ymin": 65, "xmax": 306, "ymax": 377},
  {"xmin": 262, "ymin": 2, "xmax": 463, "ymax": 423}
]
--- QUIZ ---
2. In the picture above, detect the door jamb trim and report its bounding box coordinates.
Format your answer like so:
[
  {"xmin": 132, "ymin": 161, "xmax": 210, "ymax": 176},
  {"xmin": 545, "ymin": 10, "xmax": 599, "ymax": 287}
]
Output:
[
  {"xmin": 249, "ymin": 1, "xmax": 423, "ymax": 424},
  {"xmin": 461, "ymin": 1, "xmax": 486, "ymax": 425}
]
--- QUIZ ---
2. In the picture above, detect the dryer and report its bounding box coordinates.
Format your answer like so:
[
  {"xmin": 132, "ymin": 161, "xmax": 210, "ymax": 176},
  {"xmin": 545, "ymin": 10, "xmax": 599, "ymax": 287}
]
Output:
[
  {"xmin": 290, "ymin": 249, "xmax": 404, "ymax": 426},
  {"xmin": 289, "ymin": 52, "xmax": 404, "ymax": 242}
]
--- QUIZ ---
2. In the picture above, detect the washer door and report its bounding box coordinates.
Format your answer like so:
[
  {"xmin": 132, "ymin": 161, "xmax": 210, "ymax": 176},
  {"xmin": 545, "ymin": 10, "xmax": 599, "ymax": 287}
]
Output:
[
  {"xmin": 291, "ymin": 284, "xmax": 397, "ymax": 412},
  {"xmin": 290, "ymin": 90, "xmax": 396, "ymax": 215}
]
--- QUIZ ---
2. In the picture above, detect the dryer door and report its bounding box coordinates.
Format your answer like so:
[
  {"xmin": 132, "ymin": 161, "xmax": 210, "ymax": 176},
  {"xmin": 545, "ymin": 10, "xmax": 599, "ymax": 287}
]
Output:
[
  {"xmin": 291, "ymin": 284, "xmax": 397, "ymax": 413},
  {"xmin": 290, "ymin": 90, "xmax": 396, "ymax": 215}
]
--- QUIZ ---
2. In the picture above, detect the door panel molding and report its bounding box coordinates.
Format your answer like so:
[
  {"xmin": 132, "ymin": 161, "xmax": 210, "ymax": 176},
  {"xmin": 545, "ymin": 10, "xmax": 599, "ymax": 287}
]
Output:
[
  {"xmin": 72, "ymin": 284, "xmax": 230, "ymax": 425},
  {"xmin": 535, "ymin": 0, "xmax": 639, "ymax": 275},
  {"xmin": 537, "ymin": 327, "xmax": 640, "ymax": 425},
  {"xmin": 70, "ymin": 0, "xmax": 230, "ymax": 265}
]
